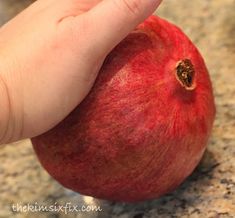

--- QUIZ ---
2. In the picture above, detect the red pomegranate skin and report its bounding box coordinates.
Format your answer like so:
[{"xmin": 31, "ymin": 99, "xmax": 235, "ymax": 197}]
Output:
[{"xmin": 32, "ymin": 16, "xmax": 215, "ymax": 202}]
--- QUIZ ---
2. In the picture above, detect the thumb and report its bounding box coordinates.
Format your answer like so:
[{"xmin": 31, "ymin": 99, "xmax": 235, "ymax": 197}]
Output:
[{"xmin": 78, "ymin": 0, "xmax": 162, "ymax": 55}]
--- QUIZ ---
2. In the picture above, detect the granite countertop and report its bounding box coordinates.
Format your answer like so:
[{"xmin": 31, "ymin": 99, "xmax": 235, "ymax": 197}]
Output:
[{"xmin": 0, "ymin": 0, "xmax": 235, "ymax": 217}]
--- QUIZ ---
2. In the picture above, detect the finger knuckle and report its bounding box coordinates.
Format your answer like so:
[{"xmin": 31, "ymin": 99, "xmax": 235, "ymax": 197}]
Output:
[{"xmin": 117, "ymin": 0, "xmax": 142, "ymax": 16}]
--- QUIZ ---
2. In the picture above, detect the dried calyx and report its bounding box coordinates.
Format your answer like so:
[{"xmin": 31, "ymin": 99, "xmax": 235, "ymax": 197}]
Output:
[{"xmin": 176, "ymin": 59, "xmax": 196, "ymax": 90}]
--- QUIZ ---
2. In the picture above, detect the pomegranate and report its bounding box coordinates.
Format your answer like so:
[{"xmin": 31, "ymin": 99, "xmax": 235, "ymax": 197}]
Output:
[{"xmin": 32, "ymin": 16, "xmax": 215, "ymax": 202}]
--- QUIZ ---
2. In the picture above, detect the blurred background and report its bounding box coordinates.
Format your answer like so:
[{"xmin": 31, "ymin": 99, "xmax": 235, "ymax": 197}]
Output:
[{"xmin": 0, "ymin": 0, "xmax": 235, "ymax": 217}]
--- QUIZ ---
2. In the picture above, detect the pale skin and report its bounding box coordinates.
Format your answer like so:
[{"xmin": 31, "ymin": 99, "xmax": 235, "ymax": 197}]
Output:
[{"xmin": 0, "ymin": 0, "xmax": 162, "ymax": 144}]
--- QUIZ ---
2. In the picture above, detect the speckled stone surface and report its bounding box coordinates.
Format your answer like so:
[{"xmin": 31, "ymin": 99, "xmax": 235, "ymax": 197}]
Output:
[{"xmin": 0, "ymin": 0, "xmax": 235, "ymax": 217}]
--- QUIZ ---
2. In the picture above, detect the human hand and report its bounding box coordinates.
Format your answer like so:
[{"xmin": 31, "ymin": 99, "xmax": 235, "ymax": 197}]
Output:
[{"xmin": 0, "ymin": 0, "xmax": 162, "ymax": 144}]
